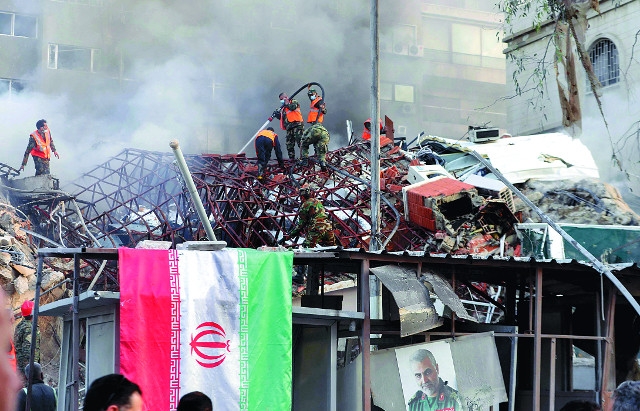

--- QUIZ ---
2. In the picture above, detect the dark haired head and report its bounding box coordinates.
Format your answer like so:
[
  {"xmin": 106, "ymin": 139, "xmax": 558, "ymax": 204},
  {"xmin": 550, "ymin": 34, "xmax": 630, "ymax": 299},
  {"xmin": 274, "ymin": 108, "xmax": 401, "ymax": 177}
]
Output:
[
  {"xmin": 36, "ymin": 119, "xmax": 46, "ymax": 129},
  {"xmin": 83, "ymin": 374, "xmax": 142, "ymax": 411},
  {"xmin": 266, "ymin": 127, "xmax": 274, "ymax": 132},
  {"xmin": 177, "ymin": 391, "xmax": 212, "ymax": 411},
  {"xmin": 24, "ymin": 362, "xmax": 43, "ymax": 381},
  {"xmin": 559, "ymin": 399, "xmax": 600, "ymax": 411},
  {"xmin": 614, "ymin": 380, "xmax": 640, "ymax": 411}
]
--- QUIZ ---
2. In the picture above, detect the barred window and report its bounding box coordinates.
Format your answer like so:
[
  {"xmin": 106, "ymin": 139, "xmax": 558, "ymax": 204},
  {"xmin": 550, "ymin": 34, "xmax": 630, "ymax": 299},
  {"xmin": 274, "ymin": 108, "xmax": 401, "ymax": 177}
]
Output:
[{"xmin": 589, "ymin": 38, "xmax": 619, "ymax": 87}]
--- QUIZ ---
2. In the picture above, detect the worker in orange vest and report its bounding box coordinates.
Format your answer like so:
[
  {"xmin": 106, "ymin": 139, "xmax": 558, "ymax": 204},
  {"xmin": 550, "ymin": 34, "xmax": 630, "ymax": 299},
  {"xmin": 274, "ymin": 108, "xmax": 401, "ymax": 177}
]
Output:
[
  {"xmin": 361, "ymin": 118, "xmax": 386, "ymax": 141},
  {"xmin": 6, "ymin": 309, "xmax": 16, "ymax": 373},
  {"xmin": 271, "ymin": 93, "xmax": 304, "ymax": 160},
  {"xmin": 19, "ymin": 119, "xmax": 60, "ymax": 176},
  {"xmin": 254, "ymin": 127, "xmax": 285, "ymax": 181},
  {"xmin": 306, "ymin": 88, "xmax": 326, "ymax": 125}
]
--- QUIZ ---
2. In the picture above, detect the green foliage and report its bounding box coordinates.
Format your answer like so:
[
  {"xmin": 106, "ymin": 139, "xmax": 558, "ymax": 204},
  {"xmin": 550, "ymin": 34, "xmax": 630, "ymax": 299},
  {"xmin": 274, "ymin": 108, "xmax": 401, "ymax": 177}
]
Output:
[{"xmin": 498, "ymin": 0, "xmax": 565, "ymax": 31}]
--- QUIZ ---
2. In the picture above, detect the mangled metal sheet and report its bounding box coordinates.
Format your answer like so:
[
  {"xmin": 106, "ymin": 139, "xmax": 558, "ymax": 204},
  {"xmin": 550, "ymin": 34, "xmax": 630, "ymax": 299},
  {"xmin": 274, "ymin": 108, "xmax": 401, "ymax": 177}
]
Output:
[
  {"xmin": 370, "ymin": 265, "xmax": 442, "ymax": 337},
  {"xmin": 420, "ymin": 269, "xmax": 478, "ymax": 322}
]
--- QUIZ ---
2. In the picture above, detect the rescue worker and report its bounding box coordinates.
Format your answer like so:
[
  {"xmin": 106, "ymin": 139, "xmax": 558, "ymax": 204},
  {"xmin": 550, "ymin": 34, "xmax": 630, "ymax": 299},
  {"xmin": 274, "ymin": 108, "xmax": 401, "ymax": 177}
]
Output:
[
  {"xmin": 361, "ymin": 118, "xmax": 386, "ymax": 141},
  {"xmin": 16, "ymin": 362, "xmax": 57, "ymax": 411},
  {"xmin": 406, "ymin": 348, "xmax": 464, "ymax": 411},
  {"xmin": 19, "ymin": 119, "xmax": 60, "ymax": 176},
  {"xmin": 14, "ymin": 300, "xmax": 40, "ymax": 380},
  {"xmin": 272, "ymin": 92, "xmax": 304, "ymax": 160},
  {"xmin": 254, "ymin": 127, "xmax": 284, "ymax": 181},
  {"xmin": 286, "ymin": 185, "xmax": 335, "ymax": 247},
  {"xmin": 306, "ymin": 88, "xmax": 326, "ymax": 125},
  {"xmin": 6, "ymin": 309, "xmax": 16, "ymax": 373},
  {"xmin": 299, "ymin": 123, "xmax": 330, "ymax": 171}
]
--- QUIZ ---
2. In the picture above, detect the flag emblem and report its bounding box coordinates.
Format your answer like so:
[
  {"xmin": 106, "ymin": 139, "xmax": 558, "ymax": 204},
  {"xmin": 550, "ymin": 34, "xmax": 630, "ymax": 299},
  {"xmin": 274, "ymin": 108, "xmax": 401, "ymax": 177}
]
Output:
[{"xmin": 190, "ymin": 321, "xmax": 231, "ymax": 368}]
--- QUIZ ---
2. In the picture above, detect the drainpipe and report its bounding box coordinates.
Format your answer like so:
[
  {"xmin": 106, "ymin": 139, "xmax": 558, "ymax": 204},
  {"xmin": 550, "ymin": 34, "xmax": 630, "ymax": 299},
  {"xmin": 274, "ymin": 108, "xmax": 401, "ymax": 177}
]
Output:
[{"xmin": 170, "ymin": 140, "xmax": 223, "ymax": 245}]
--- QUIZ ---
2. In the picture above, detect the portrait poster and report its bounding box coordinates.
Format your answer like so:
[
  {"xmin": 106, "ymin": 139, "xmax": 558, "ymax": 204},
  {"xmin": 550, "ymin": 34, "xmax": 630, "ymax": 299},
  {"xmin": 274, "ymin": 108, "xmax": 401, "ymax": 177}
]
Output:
[
  {"xmin": 396, "ymin": 340, "xmax": 461, "ymax": 410},
  {"xmin": 371, "ymin": 332, "xmax": 506, "ymax": 411}
]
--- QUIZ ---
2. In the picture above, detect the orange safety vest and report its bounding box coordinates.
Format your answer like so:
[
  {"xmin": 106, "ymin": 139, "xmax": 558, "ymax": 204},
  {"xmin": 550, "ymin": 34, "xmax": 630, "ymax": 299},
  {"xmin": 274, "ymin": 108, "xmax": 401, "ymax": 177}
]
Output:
[
  {"xmin": 362, "ymin": 118, "xmax": 383, "ymax": 141},
  {"xmin": 8, "ymin": 339, "xmax": 16, "ymax": 372},
  {"xmin": 255, "ymin": 129, "xmax": 278, "ymax": 147},
  {"xmin": 279, "ymin": 105, "xmax": 303, "ymax": 130},
  {"xmin": 29, "ymin": 129, "xmax": 52, "ymax": 159},
  {"xmin": 307, "ymin": 97, "xmax": 324, "ymax": 124}
]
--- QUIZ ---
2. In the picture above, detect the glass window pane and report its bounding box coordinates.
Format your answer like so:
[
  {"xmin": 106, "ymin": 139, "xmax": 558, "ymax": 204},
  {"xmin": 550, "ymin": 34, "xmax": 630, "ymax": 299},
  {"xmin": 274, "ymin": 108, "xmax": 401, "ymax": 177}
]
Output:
[
  {"xmin": 423, "ymin": 19, "xmax": 450, "ymax": 52},
  {"xmin": 48, "ymin": 44, "xmax": 57, "ymax": 69},
  {"xmin": 394, "ymin": 85, "xmax": 414, "ymax": 103},
  {"xmin": 14, "ymin": 15, "xmax": 36, "ymax": 38},
  {"xmin": 0, "ymin": 79, "xmax": 9, "ymax": 96},
  {"xmin": 452, "ymin": 23, "xmax": 481, "ymax": 55},
  {"xmin": 380, "ymin": 83, "xmax": 393, "ymax": 101},
  {"xmin": 11, "ymin": 80, "xmax": 24, "ymax": 94},
  {"xmin": 482, "ymin": 28, "xmax": 504, "ymax": 58},
  {"xmin": 57, "ymin": 45, "xmax": 91, "ymax": 71},
  {"xmin": 0, "ymin": 13, "xmax": 12, "ymax": 35}
]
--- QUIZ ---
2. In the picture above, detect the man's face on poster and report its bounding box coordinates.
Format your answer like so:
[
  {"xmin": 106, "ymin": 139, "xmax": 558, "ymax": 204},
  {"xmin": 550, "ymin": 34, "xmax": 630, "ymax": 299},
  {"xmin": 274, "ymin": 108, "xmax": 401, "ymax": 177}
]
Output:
[{"xmin": 412, "ymin": 356, "xmax": 439, "ymax": 397}]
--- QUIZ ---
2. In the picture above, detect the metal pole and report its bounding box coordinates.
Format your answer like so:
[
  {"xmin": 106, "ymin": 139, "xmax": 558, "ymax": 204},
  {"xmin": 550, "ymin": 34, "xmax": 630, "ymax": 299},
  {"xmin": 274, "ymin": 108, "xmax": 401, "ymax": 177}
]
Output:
[
  {"xmin": 369, "ymin": 0, "xmax": 381, "ymax": 252},
  {"xmin": 360, "ymin": 259, "xmax": 371, "ymax": 411},
  {"xmin": 549, "ymin": 338, "xmax": 557, "ymax": 411},
  {"xmin": 238, "ymin": 120, "xmax": 270, "ymax": 154},
  {"xmin": 170, "ymin": 140, "xmax": 221, "ymax": 243},
  {"xmin": 25, "ymin": 257, "xmax": 44, "ymax": 411},
  {"xmin": 71, "ymin": 254, "xmax": 80, "ymax": 411},
  {"xmin": 533, "ymin": 267, "xmax": 543, "ymax": 411}
]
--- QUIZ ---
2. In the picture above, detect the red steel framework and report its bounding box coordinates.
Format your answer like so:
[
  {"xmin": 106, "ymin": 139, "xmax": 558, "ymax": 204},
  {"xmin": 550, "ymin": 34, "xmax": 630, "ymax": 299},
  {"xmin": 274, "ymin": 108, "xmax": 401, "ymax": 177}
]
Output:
[{"xmin": 48, "ymin": 140, "xmax": 431, "ymax": 252}]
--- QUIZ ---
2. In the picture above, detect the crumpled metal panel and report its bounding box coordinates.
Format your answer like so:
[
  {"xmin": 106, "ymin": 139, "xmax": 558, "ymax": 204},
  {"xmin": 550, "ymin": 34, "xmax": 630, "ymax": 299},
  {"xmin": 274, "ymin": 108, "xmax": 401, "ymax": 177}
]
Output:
[
  {"xmin": 420, "ymin": 269, "xmax": 478, "ymax": 322},
  {"xmin": 370, "ymin": 265, "xmax": 442, "ymax": 337}
]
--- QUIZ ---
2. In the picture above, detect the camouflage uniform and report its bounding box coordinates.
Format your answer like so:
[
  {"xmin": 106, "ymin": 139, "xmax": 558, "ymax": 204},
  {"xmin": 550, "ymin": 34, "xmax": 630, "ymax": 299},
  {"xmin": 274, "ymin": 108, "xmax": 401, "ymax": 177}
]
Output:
[
  {"xmin": 289, "ymin": 197, "xmax": 335, "ymax": 247},
  {"xmin": 278, "ymin": 99, "xmax": 304, "ymax": 160},
  {"xmin": 14, "ymin": 318, "xmax": 40, "ymax": 375},
  {"xmin": 21, "ymin": 133, "xmax": 57, "ymax": 176},
  {"xmin": 407, "ymin": 378, "xmax": 465, "ymax": 411},
  {"xmin": 300, "ymin": 124, "xmax": 330, "ymax": 166}
]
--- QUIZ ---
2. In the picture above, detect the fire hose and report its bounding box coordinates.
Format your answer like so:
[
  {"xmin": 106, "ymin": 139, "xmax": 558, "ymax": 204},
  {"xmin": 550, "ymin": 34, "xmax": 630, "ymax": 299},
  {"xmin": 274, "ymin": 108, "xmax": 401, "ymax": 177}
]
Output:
[{"xmin": 237, "ymin": 82, "xmax": 325, "ymax": 154}]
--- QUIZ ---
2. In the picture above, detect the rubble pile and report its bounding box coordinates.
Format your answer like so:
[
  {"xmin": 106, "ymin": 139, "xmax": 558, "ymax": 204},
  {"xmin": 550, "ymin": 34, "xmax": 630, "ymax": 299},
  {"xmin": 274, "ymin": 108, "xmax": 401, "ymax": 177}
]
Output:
[
  {"xmin": 517, "ymin": 178, "xmax": 640, "ymax": 225},
  {"xmin": 0, "ymin": 195, "xmax": 68, "ymax": 386}
]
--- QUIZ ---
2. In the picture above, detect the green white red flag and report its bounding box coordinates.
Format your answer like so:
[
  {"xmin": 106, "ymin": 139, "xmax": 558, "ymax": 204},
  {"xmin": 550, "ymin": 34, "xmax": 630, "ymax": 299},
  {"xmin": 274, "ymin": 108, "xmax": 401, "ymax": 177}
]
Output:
[{"xmin": 119, "ymin": 248, "xmax": 293, "ymax": 410}]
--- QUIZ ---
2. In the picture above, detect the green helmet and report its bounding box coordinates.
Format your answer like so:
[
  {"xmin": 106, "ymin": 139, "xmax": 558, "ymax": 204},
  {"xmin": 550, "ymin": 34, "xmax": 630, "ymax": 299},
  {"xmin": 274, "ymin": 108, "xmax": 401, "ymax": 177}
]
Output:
[{"xmin": 307, "ymin": 88, "xmax": 317, "ymax": 97}]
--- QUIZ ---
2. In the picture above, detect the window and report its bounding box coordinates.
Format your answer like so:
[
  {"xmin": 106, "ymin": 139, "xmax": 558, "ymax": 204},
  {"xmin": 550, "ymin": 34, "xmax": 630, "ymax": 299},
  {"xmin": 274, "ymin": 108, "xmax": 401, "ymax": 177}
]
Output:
[
  {"xmin": 0, "ymin": 12, "xmax": 36, "ymax": 38},
  {"xmin": 589, "ymin": 38, "xmax": 619, "ymax": 86},
  {"xmin": 48, "ymin": 44, "xmax": 101, "ymax": 72},
  {"xmin": 0, "ymin": 78, "xmax": 26, "ymax": 97},
  {"xmin": 381, "ymin": 82, "xmax": 414, "ymax": 103},
  {"xmin": 394, "ymin": 85, "xmax": 414, "ymax": 103}
]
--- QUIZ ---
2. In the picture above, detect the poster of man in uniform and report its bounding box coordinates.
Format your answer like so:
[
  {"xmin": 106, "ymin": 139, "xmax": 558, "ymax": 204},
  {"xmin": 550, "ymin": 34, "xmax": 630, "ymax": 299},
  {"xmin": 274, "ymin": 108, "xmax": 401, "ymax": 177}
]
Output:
[
  {"xmin": 370, "ymin": 332, "xmax": 508, "ymax": 411},
  {"xmin": 396, "ymin": 340, "xmax": 463, "ymax": 411}
]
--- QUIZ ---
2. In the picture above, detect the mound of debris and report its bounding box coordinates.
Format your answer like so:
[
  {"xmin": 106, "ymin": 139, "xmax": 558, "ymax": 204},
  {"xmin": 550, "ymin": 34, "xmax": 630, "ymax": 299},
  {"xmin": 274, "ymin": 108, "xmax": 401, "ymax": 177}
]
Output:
[
  {"xmin": 0, "ymin": 191, "xmax": 68, "ymax": 387},
  {"xmin": 518, "ymin": 178, "xmax": 640, "ymax": 225}
]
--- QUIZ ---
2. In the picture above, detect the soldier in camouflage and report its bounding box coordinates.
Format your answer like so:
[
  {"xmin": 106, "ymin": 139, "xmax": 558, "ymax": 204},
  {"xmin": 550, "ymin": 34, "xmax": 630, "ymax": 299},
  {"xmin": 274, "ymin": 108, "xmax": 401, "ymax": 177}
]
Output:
[
  {"xmin": 299, "ymin": 123, "xmax": 330, "ymax": 171},
  {"xmin": 272, "ymin": 92, "xmax": 305, "ymax": 160},
  {"xmin": 287, "ymin": 185, "xmax": 335, "ymax": 247},
  {"xmin": 406, "ymin": 348, "xmax": 464, "ymax": 411},
  {"xmin": 14, "ymin": 300, "xmax": 40, "ymax": 380}
]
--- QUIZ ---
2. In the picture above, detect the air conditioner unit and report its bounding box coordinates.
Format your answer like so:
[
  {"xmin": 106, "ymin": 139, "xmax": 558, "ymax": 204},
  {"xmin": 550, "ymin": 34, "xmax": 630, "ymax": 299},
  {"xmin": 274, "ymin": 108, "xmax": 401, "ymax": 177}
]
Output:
[
  {"xmin": 469, "ymin": 127, "xmax": 500, "ymax": 143},
  {"xmin": 408, "ymin": 44, "xmax": 424, "ymax": 57},
  {"xmin": 401, "ymin": 103, "xmax": 416, "ymax": 115},
  {"xmin": 380, "ymin": 40, "xmax": 392, "ymax": 54},
  {"xmin": 393, "ymin": 43, "xmax": 408, "ymax": 55}
]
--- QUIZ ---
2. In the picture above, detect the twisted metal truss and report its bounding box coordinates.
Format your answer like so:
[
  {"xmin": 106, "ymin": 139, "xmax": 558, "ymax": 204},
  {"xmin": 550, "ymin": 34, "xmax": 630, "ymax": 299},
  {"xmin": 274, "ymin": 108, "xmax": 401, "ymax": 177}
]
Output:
[{"xmin": 50, "ymin": 141, "xmax": 430, "ymax": 252}]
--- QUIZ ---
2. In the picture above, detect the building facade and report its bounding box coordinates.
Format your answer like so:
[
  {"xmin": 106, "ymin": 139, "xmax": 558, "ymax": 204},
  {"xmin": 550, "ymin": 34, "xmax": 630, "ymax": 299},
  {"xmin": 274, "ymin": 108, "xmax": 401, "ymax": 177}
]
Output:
[{"xmin": 0, "ymin": 1, "xmax": 506, "ymax": 156}]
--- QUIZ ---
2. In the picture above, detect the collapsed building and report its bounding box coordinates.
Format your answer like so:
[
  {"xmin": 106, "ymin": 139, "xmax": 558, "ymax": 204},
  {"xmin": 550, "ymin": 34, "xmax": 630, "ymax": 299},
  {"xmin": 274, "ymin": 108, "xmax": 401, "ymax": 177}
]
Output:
[{"xmin": 3, "ymin": 124, "xmax": 640, "ymax": 410}]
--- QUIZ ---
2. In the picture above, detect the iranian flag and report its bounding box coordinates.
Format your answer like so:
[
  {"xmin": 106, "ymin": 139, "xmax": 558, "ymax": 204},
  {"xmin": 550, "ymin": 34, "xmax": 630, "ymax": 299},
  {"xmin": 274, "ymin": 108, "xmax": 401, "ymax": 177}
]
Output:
[{"xmin": 118, "ymin": 248, "xmax": 293, "ymax": 410}]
